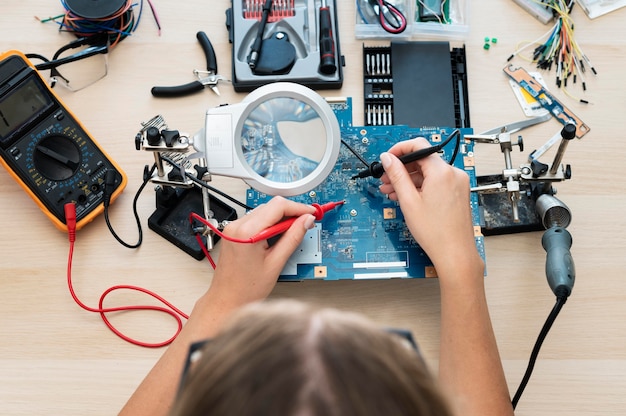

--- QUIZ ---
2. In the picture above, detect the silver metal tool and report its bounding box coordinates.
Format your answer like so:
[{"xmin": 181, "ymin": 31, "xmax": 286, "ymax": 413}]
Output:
[{"xmin": 466, "ymin": 121, "xmax": 574, "ymax": 225}]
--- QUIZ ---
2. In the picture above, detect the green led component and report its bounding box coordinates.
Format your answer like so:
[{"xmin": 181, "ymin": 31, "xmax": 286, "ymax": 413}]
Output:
[
  {"xmin": 492, "ymin": 38, "xmax": 498, "ymax": 44},
  {"xmin": 484, "ymin": 36, "xmax": 490, "ymax": 42},
  {"xmin": 483, "ymin": 43, "xmax": 491, "ymax": 50}
]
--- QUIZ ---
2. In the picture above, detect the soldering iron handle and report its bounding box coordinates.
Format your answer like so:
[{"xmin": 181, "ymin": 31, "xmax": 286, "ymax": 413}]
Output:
[
  {"xmin": 542, "ymin": 226, "xmax": 575, "ymax": 298},
  {"xmin": 151, "ymin": 81, "xmax": 205, "ymax": 97}
]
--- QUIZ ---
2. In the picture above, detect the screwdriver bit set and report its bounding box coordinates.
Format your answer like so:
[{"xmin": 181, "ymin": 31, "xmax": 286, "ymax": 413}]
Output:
[
  {"xmin": 363, "ymin": 46, "xmax": 394, "ymax": 126},
  {"xmin": 226, "ymin": 0, "xmax": 344, "ymax": 91},
  {"xmin": 363, "ymin": 42, "xmax": 471, "ymax": 129}
]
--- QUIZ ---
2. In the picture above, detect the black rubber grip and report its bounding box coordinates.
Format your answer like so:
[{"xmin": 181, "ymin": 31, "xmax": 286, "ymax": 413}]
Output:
[
  {"xmin": 196, "ymin": 31, "xmax": 217, "ymax": 73},
  {"xmin": 151, "ymin": 81, "xmax": 204, "ymax": 97}
]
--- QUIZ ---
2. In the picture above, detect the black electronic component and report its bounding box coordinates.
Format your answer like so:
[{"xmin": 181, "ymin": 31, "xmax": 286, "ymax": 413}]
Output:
[{"xmin": 0, "ymin": 50, "xmax": 126, "ymax": 231}]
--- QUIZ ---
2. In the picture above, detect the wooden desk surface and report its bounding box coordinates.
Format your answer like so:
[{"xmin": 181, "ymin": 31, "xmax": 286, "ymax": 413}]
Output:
[{"xmin": 1, "ymin": 1, "xmax": 625, "ymax": 414}]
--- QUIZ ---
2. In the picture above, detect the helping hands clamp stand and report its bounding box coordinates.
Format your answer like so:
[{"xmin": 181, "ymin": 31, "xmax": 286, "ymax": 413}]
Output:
[
  {"xmin": 466, "ymin": 123, "xmax": 576, "ymax": 235},
  {"xmin": 134, "ymin": 115, "xmax": 237, "ymax": 259}
]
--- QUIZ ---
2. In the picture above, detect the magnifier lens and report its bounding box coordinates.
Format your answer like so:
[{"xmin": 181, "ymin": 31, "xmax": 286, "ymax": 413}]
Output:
[{"xmin": 241, "ymin": 97, "xmax": 326, "ymax": 184}]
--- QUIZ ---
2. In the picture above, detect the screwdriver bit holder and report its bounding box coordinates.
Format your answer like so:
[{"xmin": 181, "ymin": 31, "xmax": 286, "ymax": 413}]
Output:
[
  {"xmin": 362, "ymin": 42, "xmax": 470, "ymax": 128},
  {"xmin": 226, "ymin": 0, "xmax": 344, "ymax": 91}
]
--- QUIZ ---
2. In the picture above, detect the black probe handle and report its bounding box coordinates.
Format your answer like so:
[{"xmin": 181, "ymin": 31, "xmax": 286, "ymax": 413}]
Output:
[
  {"xmin": 353, "ymin": 145, "xmax": 440, "ymax": 179},
  {"xmin": 318, "ymin": 3, "xmax": 337, "ymax": 75},
  {"xmin": 151, "ymin": 81, "xmax": 205, "ymax": 97},
  {"xmin": 196, "ymin": 31, "xmax": 217, "ymax": 73}
]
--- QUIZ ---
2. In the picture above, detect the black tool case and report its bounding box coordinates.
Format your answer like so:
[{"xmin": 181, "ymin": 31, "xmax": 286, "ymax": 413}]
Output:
[{"xmin": 226, "ymin": 0, "xmax": 344, "ymax": 92}]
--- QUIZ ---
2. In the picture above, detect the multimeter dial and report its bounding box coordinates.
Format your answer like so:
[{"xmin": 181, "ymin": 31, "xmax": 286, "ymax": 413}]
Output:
[
  {"xmin": 23, "ymin": 116, "xmax": 95, "ymax": 192},
  {"xmin": 11, "ymin": 109, "xmax": 115, "ymax": 221},
  {"xmin": 33, "ymin": 134, "xmax": 81, "ymax": 181}
]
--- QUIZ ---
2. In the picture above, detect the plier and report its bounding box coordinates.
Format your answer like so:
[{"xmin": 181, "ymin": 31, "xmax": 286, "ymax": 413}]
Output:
[{"xmin": 151, "ymin": 31, "xmax": 226, "ymax": 97}]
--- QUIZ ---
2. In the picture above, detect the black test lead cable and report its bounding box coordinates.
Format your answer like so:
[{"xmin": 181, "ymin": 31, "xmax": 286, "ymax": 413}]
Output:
[
  {"xmin": 158, "ymin": 154, "xmax": 253, "ymax": 211},
  {"xmin": 341, "ymin": 139, "xmax": 370, "ymax": 168},
  {"xmin": 103, "ymin": 164, "xmax": 156, "ymax": 249}
]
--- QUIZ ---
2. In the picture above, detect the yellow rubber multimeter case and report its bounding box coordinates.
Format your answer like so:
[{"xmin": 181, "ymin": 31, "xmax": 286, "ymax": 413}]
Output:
[{"xmin": 0, "ymin": 50, "xmax": 127, "ymax": 231}]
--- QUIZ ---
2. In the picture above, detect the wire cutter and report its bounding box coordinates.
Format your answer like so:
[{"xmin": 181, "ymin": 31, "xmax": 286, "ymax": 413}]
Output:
[{"xmin": 151, "ymin": 31, "xmax": 226, "ymax": 97}]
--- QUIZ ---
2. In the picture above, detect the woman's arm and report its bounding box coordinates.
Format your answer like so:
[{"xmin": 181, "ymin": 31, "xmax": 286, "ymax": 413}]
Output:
[
  {"xmin": 119, "ymin": 197, "xmax": 316, "ymax": 416},
  {"xmin": 379, "ymin": 138, "xmax": 513, "ymax": 416}
]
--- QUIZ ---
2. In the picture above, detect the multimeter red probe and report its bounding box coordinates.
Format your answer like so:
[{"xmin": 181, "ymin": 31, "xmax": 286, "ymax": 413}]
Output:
[{"xmin": 190, "ymin": 200, "xmax": 345, "ymax": 244}]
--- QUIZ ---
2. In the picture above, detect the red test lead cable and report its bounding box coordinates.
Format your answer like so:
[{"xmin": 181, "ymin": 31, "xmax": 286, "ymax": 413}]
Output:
[{"xmin": 65, "ymin": 203, "xmax": 189, "ymax": 348}]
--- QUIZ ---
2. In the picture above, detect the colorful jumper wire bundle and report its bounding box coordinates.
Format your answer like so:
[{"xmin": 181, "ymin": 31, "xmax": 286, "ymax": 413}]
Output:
[{"xmin": 507, "ymin": 0, "xmax": 597, "ymax": 102}]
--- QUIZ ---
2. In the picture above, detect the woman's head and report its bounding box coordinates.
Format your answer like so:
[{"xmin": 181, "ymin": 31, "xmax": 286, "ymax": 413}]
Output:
[{"xmin": 171, "ymin": 299, "xmax": 452, "ymax": 416}]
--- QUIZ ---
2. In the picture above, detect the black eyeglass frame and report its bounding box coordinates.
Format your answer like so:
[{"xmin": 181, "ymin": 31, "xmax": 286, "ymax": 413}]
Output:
[{"xmin": 26, "ymin": 35, "xmax": 109, "ymax": 89}]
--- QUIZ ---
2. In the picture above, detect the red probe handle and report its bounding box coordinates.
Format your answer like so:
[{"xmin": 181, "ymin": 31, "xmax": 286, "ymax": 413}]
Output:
[{"xmin": 248, "ymin": 201, "xmax": 344, "ymax": 243}]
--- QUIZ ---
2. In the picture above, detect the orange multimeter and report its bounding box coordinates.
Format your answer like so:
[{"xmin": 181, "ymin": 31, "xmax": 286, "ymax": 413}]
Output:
[{"xmin": 0, "ymin": 50, "xmax": 127, "ymax": 231}]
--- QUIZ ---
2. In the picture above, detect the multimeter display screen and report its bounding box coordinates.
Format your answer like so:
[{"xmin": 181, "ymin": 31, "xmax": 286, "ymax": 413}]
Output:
[{"xmin": 0, "ymin": 76, "xmax": 51, "ymax": 143}]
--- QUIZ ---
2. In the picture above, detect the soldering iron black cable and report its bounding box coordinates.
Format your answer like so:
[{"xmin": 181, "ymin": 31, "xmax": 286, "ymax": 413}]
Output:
[{"xmin": 512, "ymin": 294, "xmax": 568, "ymax": 409}]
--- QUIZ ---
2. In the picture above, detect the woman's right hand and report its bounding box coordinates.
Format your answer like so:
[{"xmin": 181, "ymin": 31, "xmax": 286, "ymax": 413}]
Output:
[
  {"xmin": 206, "ymin": 196, "xmax": 316, "ymax": 310},
  {"xmin": 378, "ymin": 137, "xmax": 482, "ymax": 277}
]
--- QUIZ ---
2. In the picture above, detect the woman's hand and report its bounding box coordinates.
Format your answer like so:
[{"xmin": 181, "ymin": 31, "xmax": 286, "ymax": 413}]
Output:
[
  {"xmin": 119, "ymin": 197, "xmax": 316, "ymax": 416},
  {"xmin": 379, "ymin": 140, "xmax": 511, "ymax": 416},
  {"xmin": 206, "ymin": 196, "xmax": 316, "ymax": 309},
  {"xmin": 378, "ymin": 137, "xmax": 482, "ymax": 277}
]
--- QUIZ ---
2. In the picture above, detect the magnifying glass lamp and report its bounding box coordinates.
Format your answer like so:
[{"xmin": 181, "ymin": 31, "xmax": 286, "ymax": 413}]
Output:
[{"xmin": 193, "ymin": 82, "xmax": 341, "ymax": 196}]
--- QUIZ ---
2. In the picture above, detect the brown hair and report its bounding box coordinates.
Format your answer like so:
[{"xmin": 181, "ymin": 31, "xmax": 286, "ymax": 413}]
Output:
[{"xmin": 170, "ymin": 299, "xmax": 452, "ymax": 416}]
